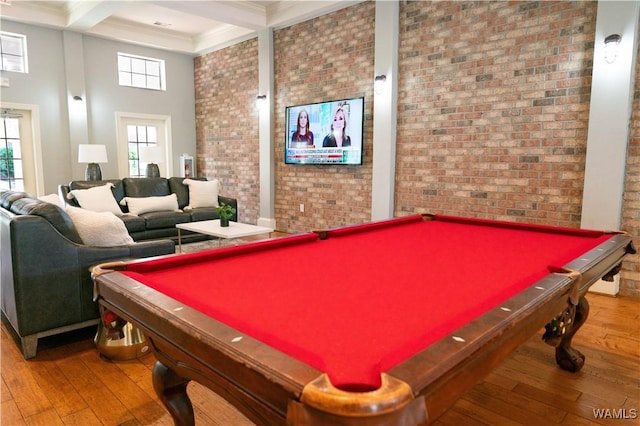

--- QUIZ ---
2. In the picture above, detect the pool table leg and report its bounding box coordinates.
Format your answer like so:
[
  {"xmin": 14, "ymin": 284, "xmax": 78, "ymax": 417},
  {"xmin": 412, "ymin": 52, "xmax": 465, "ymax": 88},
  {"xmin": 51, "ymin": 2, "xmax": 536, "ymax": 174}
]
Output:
[
  {"xmin": 544, "ymin": 296, "xmax": 589, "ymax": 373},
  {"xmin": 153, "ymin": 361, "xmax": 195, "ymax": 426}
]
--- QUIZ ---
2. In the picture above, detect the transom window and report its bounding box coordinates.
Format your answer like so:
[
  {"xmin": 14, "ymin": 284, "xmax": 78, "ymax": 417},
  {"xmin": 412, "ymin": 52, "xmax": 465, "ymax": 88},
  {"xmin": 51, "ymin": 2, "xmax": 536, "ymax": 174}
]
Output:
[
  {"xmin": 0, "ymin": 116, "xmax": 24, "ymax": 191},
  {"xmin": 117, "ymin": 52, "xmax": 166, "ymax": 91},
  {"xmin": 0, "ymin": 32, "xmax": 28, "ymax": 73},
  {"xmin": 128, "ymin": 125, "xmax": 158, "ymax": 177}
]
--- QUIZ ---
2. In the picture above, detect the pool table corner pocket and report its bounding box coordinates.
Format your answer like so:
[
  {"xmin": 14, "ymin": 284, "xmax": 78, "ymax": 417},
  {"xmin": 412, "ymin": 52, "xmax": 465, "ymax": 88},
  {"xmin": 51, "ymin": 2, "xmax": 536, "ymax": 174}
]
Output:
[{"xmin": 288, "ymin": 373, "xmax": 427, "ymax": 425}]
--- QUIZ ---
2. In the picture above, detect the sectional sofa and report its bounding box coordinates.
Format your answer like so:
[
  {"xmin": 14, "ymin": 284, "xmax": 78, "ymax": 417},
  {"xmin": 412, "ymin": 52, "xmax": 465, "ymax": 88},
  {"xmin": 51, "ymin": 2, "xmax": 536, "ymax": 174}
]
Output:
[
  {"xmin": 59, "ymin": 176, "xmax": 238, "ymax": 243},
  {"xmin": 0, "ymin": 189, "xmax": 175, "ymax": 359}
]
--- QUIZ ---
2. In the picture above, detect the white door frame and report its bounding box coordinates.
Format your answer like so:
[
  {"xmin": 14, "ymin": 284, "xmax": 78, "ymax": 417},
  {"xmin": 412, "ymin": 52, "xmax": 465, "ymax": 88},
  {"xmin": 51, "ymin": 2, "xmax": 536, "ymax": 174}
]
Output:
[
  {"xmin": 115, "ymin": 112, "xmax": 173, "ymax": 178},
  {"xmin": 0, "ymin": 102, "xmax": 44, "ymax": 195}
]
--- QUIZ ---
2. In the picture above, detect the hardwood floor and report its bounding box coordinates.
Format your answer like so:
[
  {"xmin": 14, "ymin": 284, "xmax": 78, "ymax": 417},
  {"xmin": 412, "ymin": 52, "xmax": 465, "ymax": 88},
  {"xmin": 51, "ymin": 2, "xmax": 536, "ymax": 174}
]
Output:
[{"xmin": 1, "ymin": 293, "xmax": 638, "ymax": 425}]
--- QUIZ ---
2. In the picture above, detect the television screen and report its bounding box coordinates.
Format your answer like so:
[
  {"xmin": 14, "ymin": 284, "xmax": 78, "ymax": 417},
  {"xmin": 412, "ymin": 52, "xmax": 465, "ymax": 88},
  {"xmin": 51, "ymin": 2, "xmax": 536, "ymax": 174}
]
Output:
[{"xmin": 285, "ymin": 97, "xmax": 364, "ymax": 165}]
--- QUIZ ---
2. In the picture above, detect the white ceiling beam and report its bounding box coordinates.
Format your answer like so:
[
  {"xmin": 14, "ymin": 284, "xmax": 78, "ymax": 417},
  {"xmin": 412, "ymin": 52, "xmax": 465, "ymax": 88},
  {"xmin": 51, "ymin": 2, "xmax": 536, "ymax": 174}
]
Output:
[
  {"xmin": 87, "ymin": 17, "xmax": 197, "ymax": 55},
  {"xmin": 153, "ymin": 1, "xmax": 267, "ymax": 31},
  {"xmin": 0, "ymin": 1, "xmax": 67, "ymax": 27},
  {"xmin": 265, "ymin": 0, "xmax": 365, "ymax": 29},
  {"xmin": 66, "ymin": 0, "xmax": 130, "ymax": 31}
]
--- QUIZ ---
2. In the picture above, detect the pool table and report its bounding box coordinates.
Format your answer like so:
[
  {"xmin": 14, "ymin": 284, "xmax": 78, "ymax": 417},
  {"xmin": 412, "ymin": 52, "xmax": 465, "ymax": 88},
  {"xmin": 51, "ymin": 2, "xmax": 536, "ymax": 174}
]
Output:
[{"xmin": 92, "ymin": 214, "xmax": 634, "ymax": 426}]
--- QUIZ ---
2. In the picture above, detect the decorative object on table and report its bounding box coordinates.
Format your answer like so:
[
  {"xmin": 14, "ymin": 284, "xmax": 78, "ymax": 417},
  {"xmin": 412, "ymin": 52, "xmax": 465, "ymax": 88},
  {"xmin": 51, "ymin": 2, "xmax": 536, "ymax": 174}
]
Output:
[
  {"xmin": 215, "ymin": 202, "xmax": 236, "ymax": 227},
  {"xmin": 94, "ymin": 305, "xmax": 150, "ymax": 361},
  {"xmin": 78, "ymin": 144, "xmax": 108, "ymax": 181},
  {"xmin": 139, "ymin": 146, "xmax": 163, "ymax": 177}
]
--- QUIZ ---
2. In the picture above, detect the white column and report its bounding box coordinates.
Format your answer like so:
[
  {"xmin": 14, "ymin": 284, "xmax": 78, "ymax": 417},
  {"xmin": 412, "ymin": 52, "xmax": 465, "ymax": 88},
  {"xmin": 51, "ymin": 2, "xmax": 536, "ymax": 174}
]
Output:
[
  {"xmin": 257, "ymin": 28, "xmax": 276, "ymax": 229},
  {"xmin": 371, "ymin": 0, "xmax": 399, "ymax": 221},
  {"xmin": 63, "ymin": 31, "xmax": 90, "ymax": 178},
  {"xmin": 581, "ymin": 0, "xmax": 639, "ymax": 294}
]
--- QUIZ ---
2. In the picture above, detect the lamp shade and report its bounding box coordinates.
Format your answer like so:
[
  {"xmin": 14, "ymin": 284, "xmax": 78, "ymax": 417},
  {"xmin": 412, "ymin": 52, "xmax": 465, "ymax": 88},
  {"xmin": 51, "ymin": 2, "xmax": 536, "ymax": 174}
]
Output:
[
  {"xmin": 78, "ymin": 144, "xmax": 108, "ymax": 163},
  {"xmin": 139, "ymin": 146, "xmax": 163, "ymax": 163}
]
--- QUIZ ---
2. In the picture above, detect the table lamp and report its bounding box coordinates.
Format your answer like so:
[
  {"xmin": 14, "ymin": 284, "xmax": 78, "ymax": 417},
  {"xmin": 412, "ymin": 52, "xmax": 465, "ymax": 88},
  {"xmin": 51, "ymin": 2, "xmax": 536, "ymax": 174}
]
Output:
[
  {"xmin": 78, "ymin": 144, "xmax": 108, "ymax": 181},
  {"xmin": 139, "ymin": 146, "xmax": 163, "ymax": 178}
]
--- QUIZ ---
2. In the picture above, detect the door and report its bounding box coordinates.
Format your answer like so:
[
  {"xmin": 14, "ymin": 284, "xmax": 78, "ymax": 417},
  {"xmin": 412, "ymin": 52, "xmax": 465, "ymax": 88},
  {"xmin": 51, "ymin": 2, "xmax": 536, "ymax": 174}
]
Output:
[
  {"xmin": 0, "ymin": 107, "xmax": 41, "ymax": 195},
  {"xmin": 115, "ymin": 112, "xmax": 172, "ymax": 178}
]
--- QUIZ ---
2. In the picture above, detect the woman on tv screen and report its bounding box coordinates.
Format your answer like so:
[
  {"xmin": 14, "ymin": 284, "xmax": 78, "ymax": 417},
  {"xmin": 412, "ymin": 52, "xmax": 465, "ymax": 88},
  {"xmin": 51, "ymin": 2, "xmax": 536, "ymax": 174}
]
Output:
[
  {"xmin": 322, "ymin": 107, "xmax": 351, "ymax": 148},
  {"xmin": 290, "ymin": 109, "xmax": 314, "ymax": 147}
]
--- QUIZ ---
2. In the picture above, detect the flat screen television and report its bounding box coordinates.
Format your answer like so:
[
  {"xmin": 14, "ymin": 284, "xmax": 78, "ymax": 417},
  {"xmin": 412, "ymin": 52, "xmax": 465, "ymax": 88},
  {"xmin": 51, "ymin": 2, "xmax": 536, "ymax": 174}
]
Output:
[{"xmin": 285, "ymin": 97, "xmax": 364, "ymax": 165}]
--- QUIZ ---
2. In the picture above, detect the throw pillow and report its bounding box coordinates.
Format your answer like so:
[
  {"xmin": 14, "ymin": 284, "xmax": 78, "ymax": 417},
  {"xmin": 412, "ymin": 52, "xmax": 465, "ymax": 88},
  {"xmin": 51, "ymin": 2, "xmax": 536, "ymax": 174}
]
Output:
[
  {"xmin": 65, "ymin": 206, "xmax": 134, "ymax": 247},
  {"xmin": 183, "ymin": 178, "xmax": 220, "ymax": 210},
  {"xmin": 120, "ymin": 194, "xmax": 180, "ymax": 215},
  {"xmin": 67, "ymin": 183, "xmax": 122, "ymax": 215},
  {"xmin": 38, "ymin": 194, "xmax": 64, "ymax": 207}
]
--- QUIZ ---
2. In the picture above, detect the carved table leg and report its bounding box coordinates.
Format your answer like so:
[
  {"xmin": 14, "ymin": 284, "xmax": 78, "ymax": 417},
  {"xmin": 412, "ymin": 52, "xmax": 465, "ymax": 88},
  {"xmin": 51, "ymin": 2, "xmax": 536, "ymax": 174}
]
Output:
[
  {"xmin": 152, "ymin": 361, "xmax": 195, "ymax": 426},
  {"xmin": 544, "ymin": 296, "xmax": 590, "ymax": 373}
]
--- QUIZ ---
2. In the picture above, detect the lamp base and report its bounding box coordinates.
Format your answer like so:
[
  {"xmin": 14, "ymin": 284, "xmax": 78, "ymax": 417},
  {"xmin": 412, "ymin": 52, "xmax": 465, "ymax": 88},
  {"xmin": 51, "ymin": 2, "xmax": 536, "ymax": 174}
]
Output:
[
  {"xmin": 146, "ymin": 163, "xmax": 160, "ymax": 178},
  {"xmin": 85, "ymin": 163, "xmax": 102, "ymax": 181}
]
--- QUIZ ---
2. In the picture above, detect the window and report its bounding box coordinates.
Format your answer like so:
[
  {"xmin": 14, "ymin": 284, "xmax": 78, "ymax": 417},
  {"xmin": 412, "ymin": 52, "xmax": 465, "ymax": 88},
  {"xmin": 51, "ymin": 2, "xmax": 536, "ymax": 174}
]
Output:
[
  {"xmin": 0, "ymin": 116, "xmax": 24, "ymax": 191},
  {"xmin": 127, "ymin": 125, "xmax": 158, "ymax": 177},
  {"xmin": 0, "ymin": 32, "xmax": 28, "ymax": 73},
  {"xmin": 117, "ymin": 53, "xmax": 165, "ymax": 91}
]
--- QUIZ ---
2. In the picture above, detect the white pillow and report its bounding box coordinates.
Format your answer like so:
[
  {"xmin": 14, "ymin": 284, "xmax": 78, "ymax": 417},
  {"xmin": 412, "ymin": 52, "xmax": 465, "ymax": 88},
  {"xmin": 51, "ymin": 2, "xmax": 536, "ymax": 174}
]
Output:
[
  {"xmin": 183, "ymin": 179, "xmax": 220, "ymax": 210},
  {"xmin": 38, "ymin": 194, "xmax": 64, "ymax": 207},
  {"xmin": 67, "ymin": 183, "xmax": 122, "ymax": 215},
  {"xmin": 120, "ymin": 194, "xmax": 180, "ymax": 215},
  {"xmin": 65, "ymin": 206, "xmax": 134, "ymax": 247}
]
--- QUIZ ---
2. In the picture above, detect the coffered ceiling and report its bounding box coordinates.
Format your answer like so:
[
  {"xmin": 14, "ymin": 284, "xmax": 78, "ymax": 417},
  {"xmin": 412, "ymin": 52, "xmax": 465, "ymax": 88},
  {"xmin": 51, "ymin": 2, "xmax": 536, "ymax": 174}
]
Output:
[{"xmin": 0, "ymin": 0, "xmax": 363, "ymax": 55}]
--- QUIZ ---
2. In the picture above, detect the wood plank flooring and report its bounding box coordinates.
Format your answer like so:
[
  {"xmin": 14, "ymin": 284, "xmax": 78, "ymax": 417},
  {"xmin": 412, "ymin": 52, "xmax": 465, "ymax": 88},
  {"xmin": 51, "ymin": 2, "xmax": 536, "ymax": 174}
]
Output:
[{"xmin": 1, "ymin": 293, "xmax": 638, "ymax": 425}]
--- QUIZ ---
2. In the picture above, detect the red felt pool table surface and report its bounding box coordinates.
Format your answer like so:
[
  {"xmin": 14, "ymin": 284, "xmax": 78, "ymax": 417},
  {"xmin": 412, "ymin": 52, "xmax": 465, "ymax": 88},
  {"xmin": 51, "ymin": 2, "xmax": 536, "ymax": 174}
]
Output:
[
  {"xmin": 121, "ymin": 214, "xmax": 611, "ymax": 388},
  {"xmin": 94, "ymin": 214, "xmax": 634, "ymax": 425}
]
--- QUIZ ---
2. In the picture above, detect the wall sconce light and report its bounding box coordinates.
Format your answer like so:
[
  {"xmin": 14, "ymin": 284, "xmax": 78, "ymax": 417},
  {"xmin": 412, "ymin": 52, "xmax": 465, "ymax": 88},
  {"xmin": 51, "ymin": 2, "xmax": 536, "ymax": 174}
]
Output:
[
  {"xmin": 73, "ymin": 95, "xmax": 83, "ymax": 102},
  {"xmin": 256, "ymin": 94, "xmax": 267, "ymax": 107},
  {"xmin": 374, "ymin": 75, "xmax": 387, "ymax": 95},
  {"xmin": 604, "ymin": 34, "xmax": 621, "ymax": 64},
  {"xmin": 78, "ymin": 144, "xmax": 108, "ymax": 181}
]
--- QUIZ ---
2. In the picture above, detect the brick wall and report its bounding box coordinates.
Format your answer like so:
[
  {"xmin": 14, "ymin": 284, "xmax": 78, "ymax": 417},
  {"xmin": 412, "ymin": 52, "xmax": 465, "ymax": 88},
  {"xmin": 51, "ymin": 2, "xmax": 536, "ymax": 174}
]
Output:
[
  {"xmin": 620, "ymin": 39, "xmax": 640, "ymax": 298},
  {"xmin": 194, "ymin": 38, "xmax": 260, "ymax": 224},
  {"xmin": 273, "ymin": 1, "xmax": 375, "ymax": 233},
  {"xmin": 395, "ymin": 1, "xmax": 597, "ymax": 226},
  {"xmin": 192, "ymin": 1, "xmax": 637, "ymax": 296}
]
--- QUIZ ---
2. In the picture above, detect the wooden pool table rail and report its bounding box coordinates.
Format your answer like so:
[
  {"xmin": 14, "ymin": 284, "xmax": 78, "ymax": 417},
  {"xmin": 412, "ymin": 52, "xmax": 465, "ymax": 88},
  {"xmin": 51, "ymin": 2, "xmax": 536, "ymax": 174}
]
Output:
[{"xmin": 92, "ymin": 226, "xmax": 634, "ymax": 426}]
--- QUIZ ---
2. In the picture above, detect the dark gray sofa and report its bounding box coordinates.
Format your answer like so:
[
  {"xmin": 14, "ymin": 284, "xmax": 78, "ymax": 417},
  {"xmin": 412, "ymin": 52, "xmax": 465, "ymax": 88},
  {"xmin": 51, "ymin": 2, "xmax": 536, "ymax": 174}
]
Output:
[
  {"xmin": 59, "ymin": 177, "xmax": 238, "ymax": 243},
  {"xmin": 0, "ymin": 189, "xmax": 176, "ymax": 359}
]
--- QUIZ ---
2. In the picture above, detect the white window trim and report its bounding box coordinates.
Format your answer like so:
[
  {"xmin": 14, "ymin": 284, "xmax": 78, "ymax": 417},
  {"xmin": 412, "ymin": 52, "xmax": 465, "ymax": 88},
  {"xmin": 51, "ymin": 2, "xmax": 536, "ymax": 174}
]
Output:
[
  {"xmin": 115, "ymin": 112, "xmax": 173, "ymax": 178},
  {"xmin": 117, "ymin": 52, "xmax": 166, "ymax": 91},
  {"xmin": 0, "ymin": 31, "xmax": 29, "ymax": 74}
]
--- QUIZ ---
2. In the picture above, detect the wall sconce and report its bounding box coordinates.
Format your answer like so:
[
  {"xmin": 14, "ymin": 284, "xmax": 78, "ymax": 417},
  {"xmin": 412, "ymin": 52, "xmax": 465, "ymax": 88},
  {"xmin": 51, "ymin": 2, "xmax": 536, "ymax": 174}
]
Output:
[
  {"xmin": 139, "ymin": 146, "xmax": 163, "ymax": 178},
  {"xmin": 604, "ymin": 34, "xmax": 621, "ymax": 64},
  {"xmin": 374, "ymin": 75, "xmax": 387, "ymax": 95},
  {"xmin": 78, "ymin": 144, "xmax": 108, "ymax": 181},
  {"xmin": 256, "ymin": 94, "xmax": 267, "ymax": 107},
  {"xmin": 72, "ymin": 95, "xmax": 83, "ymax": 102}
]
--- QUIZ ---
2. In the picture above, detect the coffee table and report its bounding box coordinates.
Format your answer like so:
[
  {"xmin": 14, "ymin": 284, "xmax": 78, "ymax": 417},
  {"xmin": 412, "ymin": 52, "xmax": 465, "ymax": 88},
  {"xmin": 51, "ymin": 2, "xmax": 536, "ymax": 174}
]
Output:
[{"xmin": 176, "ymin": 220, "xmax": 274, "ymax": 252}]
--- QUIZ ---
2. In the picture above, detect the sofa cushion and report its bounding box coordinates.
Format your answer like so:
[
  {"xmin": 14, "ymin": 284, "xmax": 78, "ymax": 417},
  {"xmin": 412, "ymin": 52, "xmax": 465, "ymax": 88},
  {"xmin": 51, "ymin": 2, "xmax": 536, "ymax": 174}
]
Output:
[
  {"xmin": 120, "ymin": 194, "xmax": 180, "ymax": 215},
  {"xmin": 119, "ymin": 214, "xmax": 147, "ymax": 233},
  {"xmin": 66, "ymin": 207, "xmax": 134, "ymax": 247},
  {"xmin": 0, "ymin": 190, "xmax": 30, "ymax": 210},
  {"xmin": 67, "ymin": 183, "xmax": 122, "ymax": 215},
  {"xmin": 9, "ymin": 197, "xmax": 83, "ymax": 244},
  {"xmin": 188, "ymin": 208, "xmax": 218, "ymax": 222},
  {"xmin": 123, "ymin": 177, "xmax": 170, "ymax": 198},
  {"xmin": 141, "ymin": 210, "xmax": 191, "ymax": 230},
  {"xmin": 183, "ymin": 178, "xmax": 220, "ymax": 210}
]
